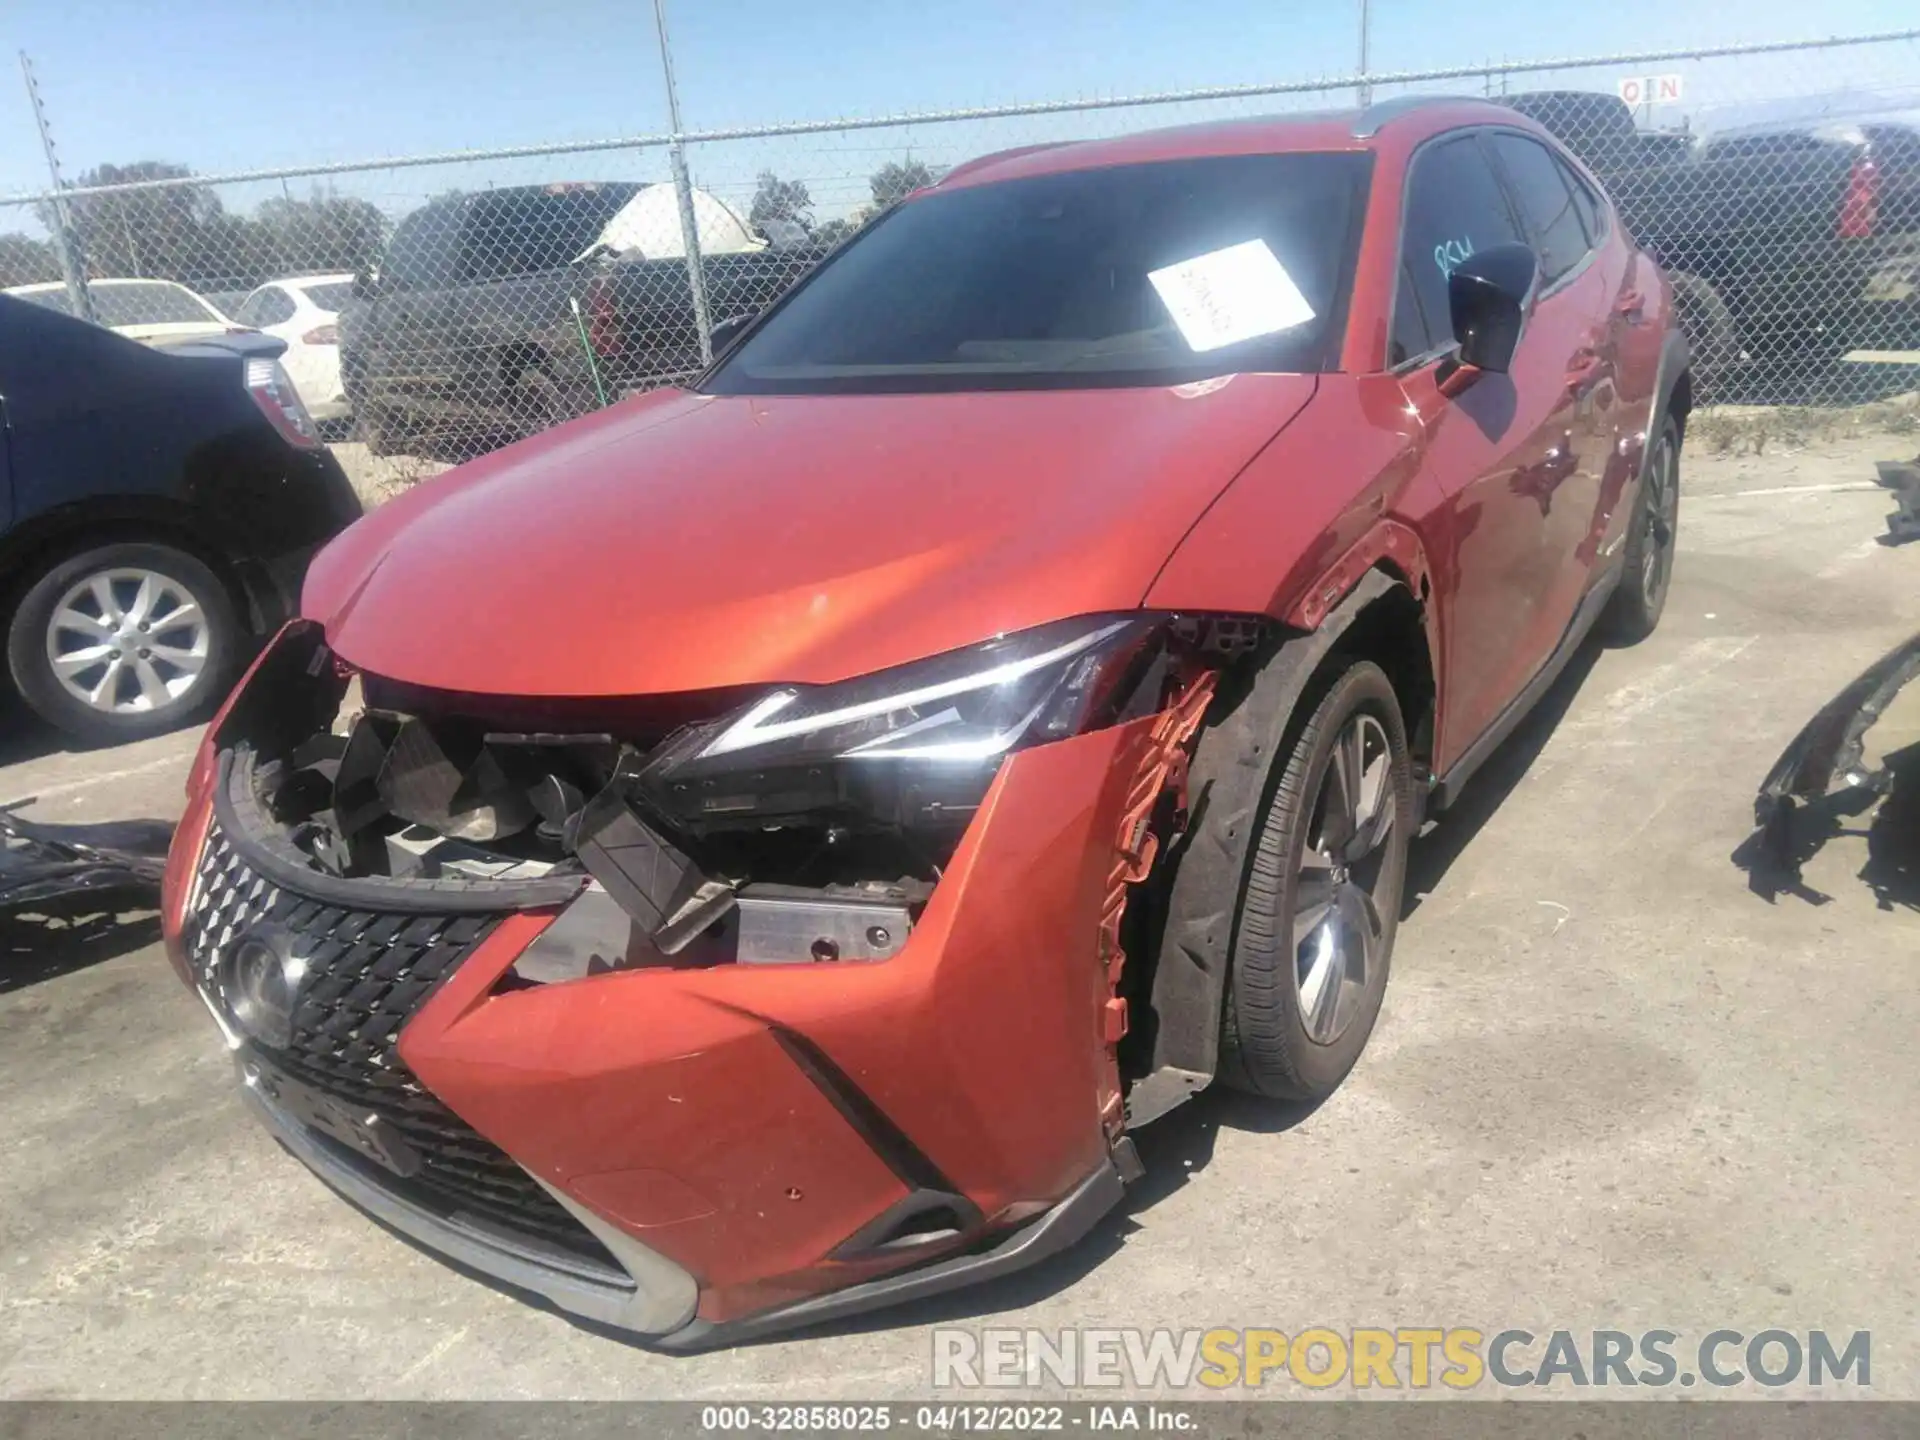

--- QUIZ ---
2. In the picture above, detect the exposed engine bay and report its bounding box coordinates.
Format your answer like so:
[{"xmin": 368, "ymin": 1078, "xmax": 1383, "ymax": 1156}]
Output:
[{"xmin": 212, "ymin": 616, "xmax": 1260, "ymax": 979}]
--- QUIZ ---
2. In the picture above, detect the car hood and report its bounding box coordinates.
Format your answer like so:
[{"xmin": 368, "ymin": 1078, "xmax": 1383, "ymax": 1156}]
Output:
[{"xmin": 306, "ymin": 377, "xmax": 1316, "ymax": 696}]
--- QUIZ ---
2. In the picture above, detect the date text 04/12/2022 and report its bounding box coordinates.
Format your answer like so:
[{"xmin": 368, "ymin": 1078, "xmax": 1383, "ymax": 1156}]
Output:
[{"xmin": 698, "ymin": 1404, "xmax": 1196, "ymax": 1432}]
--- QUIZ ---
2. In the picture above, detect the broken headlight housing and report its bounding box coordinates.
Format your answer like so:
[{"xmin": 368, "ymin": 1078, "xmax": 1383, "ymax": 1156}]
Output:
[{"xmin": 636, "ymin": 614, "xmax": 1161, "ymax": 839}]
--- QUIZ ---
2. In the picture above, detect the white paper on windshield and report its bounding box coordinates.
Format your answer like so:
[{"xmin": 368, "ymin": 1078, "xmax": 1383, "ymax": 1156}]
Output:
[{"xmin": 1148, "ymin": 239, "xmax": 1315, "ymax": 353}]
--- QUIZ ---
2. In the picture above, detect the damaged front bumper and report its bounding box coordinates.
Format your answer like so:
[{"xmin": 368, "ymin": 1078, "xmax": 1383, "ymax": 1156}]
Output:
[
  {"xmin": 1738, "ymin": 632, "xmax": 1920, "ymax": 899},
  {"xmin": 1, "ymin": 807, "xmax": 171, "ymax": 913},
  {"xmin": 161, "ymin": 620, "xmax": 1220, "ymax": 1346}
]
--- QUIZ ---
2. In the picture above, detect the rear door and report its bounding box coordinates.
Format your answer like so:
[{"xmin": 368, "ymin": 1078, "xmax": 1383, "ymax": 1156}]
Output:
[
  {"xmin": 1390, "ymin": 131, "xmax": 1590, "ymax": 768},
  {"xmin": 1487, "ymin": 130, "xmax": 1625, "ymax": 613}
]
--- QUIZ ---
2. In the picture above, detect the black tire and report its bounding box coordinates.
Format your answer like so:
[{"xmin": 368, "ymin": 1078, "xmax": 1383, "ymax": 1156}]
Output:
[
  {"xmin": 1605, "ymin": 414, "xmax": 1681, "ymax": 645},
  {"xmin": 1667, "ymin": 272, "xmax": 1740, "ymax": 404},
  {"xmin": 1219, "ymin": 659, "xmax": 1415, "ymax": 1102},
  {"xmin": 6, "ymin": 541, "xmax": 240, "ymax": 744}
]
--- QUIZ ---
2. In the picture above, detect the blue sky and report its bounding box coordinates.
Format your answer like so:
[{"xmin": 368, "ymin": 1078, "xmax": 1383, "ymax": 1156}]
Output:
[{"xmin": 4, "ymin": 0, "xmax": 1918, "ymax": 227}]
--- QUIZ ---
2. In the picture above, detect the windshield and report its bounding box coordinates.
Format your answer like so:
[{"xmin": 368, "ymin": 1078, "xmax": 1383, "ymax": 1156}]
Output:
[
  {"xmin": 302, "ymin": 282, "xmax": 356, "ymax": 312},
  {"xmin": 706, "ymin": 151, "xmax": 1370, "ymax": 395},
  {"xmin": 14, "ymin": 282, "xmax": 219, "ymax": 326}
]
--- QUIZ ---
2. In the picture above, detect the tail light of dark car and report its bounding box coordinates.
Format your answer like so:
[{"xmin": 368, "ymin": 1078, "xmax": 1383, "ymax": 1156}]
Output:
[
  {"xmin": 1839, "ymin": 154, "xmax": 1880, "ymax": 239},
  {"xmin": 245, "ymin": 357, "xmax": 321, "ymax": 449}
]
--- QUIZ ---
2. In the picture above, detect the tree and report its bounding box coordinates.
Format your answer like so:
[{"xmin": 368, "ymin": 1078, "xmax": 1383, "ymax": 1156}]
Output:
[
  {"xmin": 868, "ymin": 158, "xmax": 937, "ymax": 211},
  {"xmin": 49, "ymin": 161, "xmax": 224, "ymax": 282},
  {"xmin": 256, "ymin": 189, "xmax": 389, "ymax": 279},
  {"xmin": 0, "ymin": 233, "xmax": 59, "ymax": 287},
  {"xmin": 749, "ymin": 171, "xmax": 813, "ymax": 235}
]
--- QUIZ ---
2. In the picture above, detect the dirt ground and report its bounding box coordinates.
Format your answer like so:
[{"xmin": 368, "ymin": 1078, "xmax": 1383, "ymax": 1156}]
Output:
[{"xmin": 1, "ymin": 415, "xmax": 1916, "ymax": 1399}]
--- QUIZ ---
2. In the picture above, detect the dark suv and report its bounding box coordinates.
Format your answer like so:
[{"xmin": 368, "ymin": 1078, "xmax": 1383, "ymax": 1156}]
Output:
[{"xmin": 1, "ymin": 294, "xmax": 362, "ymax": 743}]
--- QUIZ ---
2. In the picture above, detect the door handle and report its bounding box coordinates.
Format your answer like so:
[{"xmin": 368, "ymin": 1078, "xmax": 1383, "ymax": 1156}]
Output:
[{"xmin": 1614, "ymin": 288, "xmax": 1646, "ymax": 322}]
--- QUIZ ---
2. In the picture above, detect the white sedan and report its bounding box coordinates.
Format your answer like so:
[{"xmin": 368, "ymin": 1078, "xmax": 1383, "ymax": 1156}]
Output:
[
  {"xmin": 230, "ymin": 273, "xmax": 356, "ymax": 422},
  {"xmin": 4, "ymin": 278, "xmax": 236, "ymax": 344}
]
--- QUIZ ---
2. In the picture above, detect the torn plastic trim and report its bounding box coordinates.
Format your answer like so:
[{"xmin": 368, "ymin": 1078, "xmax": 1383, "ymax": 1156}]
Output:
[
  {"xmin": 0, "ymin": 805, "xmax": 172, "ymax": 913},
  {"xmin": 215, "ymin": 745, "xmax": 586, "ymax": 915},
  {"xmin": 1131, "ymin": 570, "xmax": 1406, "ymax": 1129},
  {"xmin": 1742, "ymin": 631, "xmax": 1920, "ymax": 883}
]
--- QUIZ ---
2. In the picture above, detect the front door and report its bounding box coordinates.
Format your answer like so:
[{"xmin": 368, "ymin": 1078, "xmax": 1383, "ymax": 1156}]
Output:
[{"xmin": 1391, "ymin": 131, "xmax": 1590, "ymax": 768}]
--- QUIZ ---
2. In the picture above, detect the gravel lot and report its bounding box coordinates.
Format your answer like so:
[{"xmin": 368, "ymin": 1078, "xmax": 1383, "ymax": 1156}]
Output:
[{"xmin": 2, "ymin": 420, "xmax": 1916, "ymax": 1399}]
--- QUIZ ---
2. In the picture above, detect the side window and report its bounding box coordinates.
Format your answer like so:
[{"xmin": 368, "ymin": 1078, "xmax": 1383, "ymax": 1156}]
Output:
[
  {"xmin": 1394, "ymin": 133, "xmax": 1525, "ymax": 365},
  {"xmin": 1489, "ymin": 133, "xmax": 1589, "ymax": 286},
  {"xmin": 383, "ymin": 203, "xmax": 462, "ymax": 293},
  {"xmin": 233, "ymin": 290, "xmax": 267, "ymax": 327},
  {"xmin": 1557, "ymin": 156, "xmax": 1607, "ymax": 247},
  {"xmin": 1389, "ymin": 262, "xmax": 1432, "ymax": 368},
  {"xmin": 250, "ymin": 288, "xmax": 296, "ymax": 326}
]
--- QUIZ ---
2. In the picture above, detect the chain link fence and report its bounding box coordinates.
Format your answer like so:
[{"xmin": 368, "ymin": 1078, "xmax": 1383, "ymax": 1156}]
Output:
[{"xmin": 3, "ymin": 30, "xmax": 1918, "ymax": 467}]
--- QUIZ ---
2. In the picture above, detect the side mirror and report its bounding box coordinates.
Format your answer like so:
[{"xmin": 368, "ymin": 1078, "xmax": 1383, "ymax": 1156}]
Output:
[
  {"xmin": 708, "ymin": 313, "xmax": 755, "ymax": 355},
  {"xmin": 1445, "ymin": 242, "xmax": 1537, "ymax": 384}
]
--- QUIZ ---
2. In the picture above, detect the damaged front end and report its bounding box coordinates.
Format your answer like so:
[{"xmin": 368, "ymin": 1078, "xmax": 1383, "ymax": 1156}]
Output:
[
  {"xmin": 170, "ymin": 612, "xmax": 1254, "ymax": 1344},
  {"xmin": 1, "ymin": 806, "xmax": 171, "ymax": 914},
  {"xmin": 1738, "ymin": 633, "xmax": 1920, "ymax": 904}
]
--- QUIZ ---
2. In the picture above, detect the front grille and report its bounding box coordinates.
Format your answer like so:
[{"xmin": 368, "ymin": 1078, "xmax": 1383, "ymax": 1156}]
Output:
[{"xmin": 187, "ymin": 826, "xmax": 618, "ymax": 1271}]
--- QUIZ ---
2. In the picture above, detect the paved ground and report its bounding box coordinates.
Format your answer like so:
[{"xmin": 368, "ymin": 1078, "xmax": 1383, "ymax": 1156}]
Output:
[{"xmin": 2, "ymin": 424, "xmax": 1916, "ymax": 1399}]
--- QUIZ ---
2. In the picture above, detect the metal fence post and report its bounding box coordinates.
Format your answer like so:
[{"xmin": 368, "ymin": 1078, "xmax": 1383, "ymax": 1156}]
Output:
[
  {"xmin": 18, "ymin": 50, "xmax": 94, "ymax": 324},
  {"xmin": 651, "ymin": 0, "xmax": 714, "ymax": 367}
]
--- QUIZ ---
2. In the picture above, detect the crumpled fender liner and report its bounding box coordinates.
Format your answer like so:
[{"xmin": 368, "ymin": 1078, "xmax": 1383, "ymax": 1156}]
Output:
[{"xmin": 1128, "ymin": 569, "xmax": 1404, "ymax": 1128}]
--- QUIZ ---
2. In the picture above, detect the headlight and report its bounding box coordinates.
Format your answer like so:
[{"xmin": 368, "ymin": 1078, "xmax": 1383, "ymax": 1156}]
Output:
[{"xmin": 637, "ymin": 614, "xmax": 1161, "ymax": 836}]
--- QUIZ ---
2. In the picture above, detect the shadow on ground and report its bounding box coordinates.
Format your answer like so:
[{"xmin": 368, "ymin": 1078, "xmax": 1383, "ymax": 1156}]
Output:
[
  {"xmin": 1402, "ymin": 636, "xmax": 1605, "ymax": 917},
  {"xmin": 0, "ymin": 908, "xmax": 162, "ymax": 994}
]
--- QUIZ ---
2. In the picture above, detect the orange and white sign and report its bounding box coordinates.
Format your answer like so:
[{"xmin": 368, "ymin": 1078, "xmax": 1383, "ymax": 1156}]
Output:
[{"xmin": 1618, "ymin": 74, "xmax": 1684, "ymax": 106}]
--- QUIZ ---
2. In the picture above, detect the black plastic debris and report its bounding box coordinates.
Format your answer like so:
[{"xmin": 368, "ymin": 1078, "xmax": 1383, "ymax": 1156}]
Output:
[
  {"xmin": 1, "ymin": 804, "xmax": 172, "ymax": 913},
  {"xmin": 1876, "ymin": 456, "xmax": 1920, "ymax": 546},
  {"xmin": 1736, "ymin": 632, "xmax": 1920, "ymax": 903},
  {"xmin": 571, "ymin": 780, "xmax": 735, "ymax": 951}
]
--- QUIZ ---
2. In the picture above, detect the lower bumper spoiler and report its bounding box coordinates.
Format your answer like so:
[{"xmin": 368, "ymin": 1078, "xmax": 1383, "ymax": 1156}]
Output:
[{"xmin": 246, "ymin": 1063, "xmax": 1127, "ymax": 1350}]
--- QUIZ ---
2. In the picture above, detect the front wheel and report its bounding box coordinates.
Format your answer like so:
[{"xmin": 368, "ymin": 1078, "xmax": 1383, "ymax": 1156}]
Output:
[
  {"xmin": 1219, "ymin": 659, "xmax": 1415, "ymax": 1102},
  {"xmin": 1605, "ymin": 414, "xmax": 1681, "ymax": 644},
  {"xmin": 6, "ymin": 541, "xmax": 240, "ymax": 744}
]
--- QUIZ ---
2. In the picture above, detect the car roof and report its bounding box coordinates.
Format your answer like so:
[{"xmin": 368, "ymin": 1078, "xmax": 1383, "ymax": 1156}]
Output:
[{"xmin": 935, "ymin": 97, "xmax": 1531, "ymax": 191}]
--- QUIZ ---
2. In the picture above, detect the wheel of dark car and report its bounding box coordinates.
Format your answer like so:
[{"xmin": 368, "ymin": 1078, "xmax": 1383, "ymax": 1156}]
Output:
[
  {"xmin": 1219, "ymin": 659, "xmax": 1415, "ymax": 1102},
  {"xmin": 6, "ymin": 541, "xmax": 240, "ymax": 744},
  {"xmin": 1667, "ymin": 273, "xmax": 1740, "ymax": 404},
  {"xmin": 1605, "ymin": 414, "xmax": 1682, "ymax": 644}
]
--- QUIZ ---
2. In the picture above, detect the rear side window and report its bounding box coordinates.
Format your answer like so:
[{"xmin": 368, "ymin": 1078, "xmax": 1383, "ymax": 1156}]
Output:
[
  {"xmin": 1489, "ymin": 133, "xmax": 1590, "ymax": 286},
  {"xmin": 457, "ymin": 186, "xmax": 639, "ymax": 283},
  {"xmin": 239, "ymin": 288, "xmax": 297, "ymax": 327},
  {"xmin": 383, "ymin": 203, "xmax": 463, "ymax": 292},
  {"xmin": 1392, "ymin": 133, "xmax": 1524, "ymax": 365}
]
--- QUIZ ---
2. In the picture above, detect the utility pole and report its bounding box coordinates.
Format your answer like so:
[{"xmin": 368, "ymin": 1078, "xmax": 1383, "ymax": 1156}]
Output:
[
  {"xmin": 1356, "ymin": 0, "xmax": 1372, "ymax": 108},
  {"xmin": 651, "ymin": 0, "xmax": 714, "ymax": 366},
  {"xmin": 19, "ymin": 50, "xmax": 94, "ymax": 322}
]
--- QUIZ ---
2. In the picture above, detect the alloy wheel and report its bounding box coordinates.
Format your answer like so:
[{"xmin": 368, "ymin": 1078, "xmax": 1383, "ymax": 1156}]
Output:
[
  {"xmin": 1294, "ymin": 712, "xmax": 1396, "ymax": 1046},
  {"xmin": 1640, "ymin": 430, "xmax": 1679, "ymax": 605},
  {"xmin": 44, "ymin": 567, "xmax": 211, "ymax": 715}
]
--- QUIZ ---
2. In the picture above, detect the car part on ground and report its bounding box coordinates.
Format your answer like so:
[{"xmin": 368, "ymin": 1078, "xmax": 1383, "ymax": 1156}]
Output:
[
  {"xmin": 1737, "ymin": 632, "xmax": 1920, "ymax": 905},
  {"xmin": 1875, "ymin": 454, "xmax": 1920, "ymax": 544},
  {"xmin": 0, "ymin": 294, "xmax": 362, "ymax": 742},
  {"xmin": 163, "ymin": 98, "xmax": 1689, "ymax": 1346},
  {"xmin": 0, "ymin": 805, "xmax": 171, "ymax": 914}
]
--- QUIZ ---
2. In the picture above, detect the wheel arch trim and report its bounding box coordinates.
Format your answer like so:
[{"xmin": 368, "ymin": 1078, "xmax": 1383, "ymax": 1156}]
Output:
[{"xmin": 1127, "ymin": 568, "xmax": 1413, "ymax": 1128}]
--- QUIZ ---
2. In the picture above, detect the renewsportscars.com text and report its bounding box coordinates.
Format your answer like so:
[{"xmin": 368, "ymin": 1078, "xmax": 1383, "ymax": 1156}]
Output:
[{"xmin": 931, "ymin": 1327, "xmax": 1871, "ymax": 1391}]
